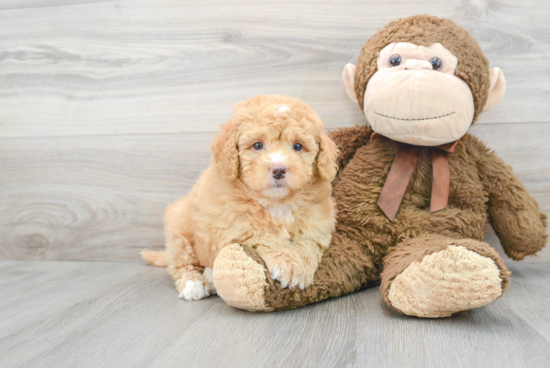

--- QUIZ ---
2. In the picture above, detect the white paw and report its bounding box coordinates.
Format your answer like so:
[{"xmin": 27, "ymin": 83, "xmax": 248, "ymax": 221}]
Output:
[
  {"xmin": 203, "ymin": 267, "xmax": 217, "ymax": 295},
  {"xmin": 263, "ymin": 252, "xmax": 314, "ymax": 290},
  {"xmin": 178, "ymin": 280, "xmax": 210, "ymax": 301}
]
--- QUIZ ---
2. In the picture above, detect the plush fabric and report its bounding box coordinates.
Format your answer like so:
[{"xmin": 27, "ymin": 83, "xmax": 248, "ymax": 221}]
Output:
[
  {"xmin": 212, "ymin": 15, "xmax": 547, "ymax": 317},
  {"xmin": 363, "ymin": 42, "xmax": 475, "ymax": 146},
  {"xmin": 213, "ymin": 244, "xmax": 274, "ymax": 311},
  {"xmin": 354, "ymin": 15, "xmax": 490, "ymax": 124},
  {"xmin": 381, "ymin": 235, "xmax": 510, "ymax": 317},
  {"xmin": 386, "ymin": 245, "xmax": 503, "ymax": 318}
]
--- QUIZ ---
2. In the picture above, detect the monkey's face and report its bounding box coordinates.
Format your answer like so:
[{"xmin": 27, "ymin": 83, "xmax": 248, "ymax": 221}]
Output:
[
  {"xmin": 363, "ymin": 42, "xmax": 473, "ymax": 146},
  {"xmin": 343, "ymin": 41, "xmax": 505, "ymax": 147}
]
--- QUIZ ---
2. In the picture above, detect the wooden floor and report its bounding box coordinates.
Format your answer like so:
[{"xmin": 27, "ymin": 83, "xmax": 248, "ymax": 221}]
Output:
[
  {"xmin": 2, "ymin": 0, "xmax": 550, "ymax": 367},
  {"xmin": 1, "ymin": 260, "xmax": 550, "ymax": 368}
]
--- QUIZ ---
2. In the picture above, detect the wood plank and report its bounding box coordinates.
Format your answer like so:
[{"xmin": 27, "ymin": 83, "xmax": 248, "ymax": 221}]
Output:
[
  {"xmin": 502, "ymin": 263, "xmax": 550, "ymax": 344},
  {"xmin": 1, "ymin": 260, "xmax": 550, "ymax": 367},
  {"xmin": 0, "ymin": 133, "xmax": 211, "ymax": 261},
  {"xmin": 0, "ymin": 261, "xmax": 221, "ymax": 367},
  {"xmin": 352, "ymin": 265, "xmax": 550, "ymax": 367},
  {"xmin": 1, "ymin": 122, "xmax": 549, "ymax": 262},
  {"xmin": 0, "ymin": 0, "xmax": 108, "ymax": 11},
  {"xmin": 0, "ymin": 0, "xmax": 549, "ymax": 139}
]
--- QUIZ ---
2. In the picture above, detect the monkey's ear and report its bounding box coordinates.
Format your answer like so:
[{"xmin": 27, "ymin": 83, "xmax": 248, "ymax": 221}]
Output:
[
  {"xmin": 211, "ymin": 119, "xmax": 239, "ymax": 180},
  {"xmin": 483, "ymin": 67, "xmax": 506, "ymax": 111},
  {"xmin": 342, "ymin": 63, "xmax": 358, "ymax": 103}
]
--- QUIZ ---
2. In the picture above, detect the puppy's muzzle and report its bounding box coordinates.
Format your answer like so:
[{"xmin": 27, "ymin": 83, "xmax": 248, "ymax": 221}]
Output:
[{"xmin": 271, "ymin": 166, "xmax": 287, "ymax": 180}]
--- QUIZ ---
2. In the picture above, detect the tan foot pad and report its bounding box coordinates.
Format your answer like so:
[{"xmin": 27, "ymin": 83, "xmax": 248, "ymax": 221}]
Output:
[
  {"xmin": 213, "ymin": 244, "xmax": 274, "ymax": 312},
  {"xmin": 388, "ymin": 245, "xmax": 503, "ymax": 318}
]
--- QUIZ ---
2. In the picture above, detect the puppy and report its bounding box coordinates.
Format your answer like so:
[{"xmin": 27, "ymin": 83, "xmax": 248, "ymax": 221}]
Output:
[{"xmin": 141, "ymin": 95, "xmax": 338, "ymax": 300}]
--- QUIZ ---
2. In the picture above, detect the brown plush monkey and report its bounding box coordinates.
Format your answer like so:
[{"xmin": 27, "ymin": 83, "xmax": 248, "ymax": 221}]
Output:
[{"xmin": 212, "ymin": 15, "xmax": 548, "ymax": 317}]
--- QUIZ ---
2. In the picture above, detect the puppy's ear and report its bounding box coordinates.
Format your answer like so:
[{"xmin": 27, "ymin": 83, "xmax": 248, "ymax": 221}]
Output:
[
  {"xmin": 316, "ymin": 132, "xmax": 338, "ymax": 181},
  {"xmin": 211, "ymin": 119, "xmax": 239, "ymax": 180}
]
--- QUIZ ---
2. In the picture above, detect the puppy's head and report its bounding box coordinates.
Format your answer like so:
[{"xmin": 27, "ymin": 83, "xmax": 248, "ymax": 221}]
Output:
[{"xmin": 211, "ymin": 95, "xmax": 337, "ymax": 200}]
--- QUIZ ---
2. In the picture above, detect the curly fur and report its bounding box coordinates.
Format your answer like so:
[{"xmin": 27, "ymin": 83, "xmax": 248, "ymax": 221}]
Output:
[{"xmin": 142, "ymin": 95, "xmax": 338, "ymax": 297}]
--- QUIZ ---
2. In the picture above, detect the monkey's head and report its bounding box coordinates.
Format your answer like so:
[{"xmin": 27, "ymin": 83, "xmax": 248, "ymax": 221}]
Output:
[{"xmin": 343, "ymin": 15, "xmax": 505, "ymax": 146}]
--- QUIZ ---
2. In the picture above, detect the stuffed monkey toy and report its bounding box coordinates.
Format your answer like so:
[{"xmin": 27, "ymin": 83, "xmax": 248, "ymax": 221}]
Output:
[{"xmin": 212, "ymin": 15, "xmax": 548, "ymax": 317}]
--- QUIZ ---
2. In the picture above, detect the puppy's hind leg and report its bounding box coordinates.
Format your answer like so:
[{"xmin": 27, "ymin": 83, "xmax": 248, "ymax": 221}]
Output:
[
  {"xmin": 203, "ymin": 267, "xmax": 217, "ymax": 296},
  {"xmin": 165, "ymin": 230, "xmax": 212, "ymax": 301}
]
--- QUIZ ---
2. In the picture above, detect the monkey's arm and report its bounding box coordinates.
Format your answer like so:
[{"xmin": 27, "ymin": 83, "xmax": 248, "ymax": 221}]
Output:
[
  {"xmin": 329, "ymin": 125, "xmax": 372, "ymax": 177},
  {"xmin": 476, "ymin": 143, "xmax": 548, "ymax": 260}
]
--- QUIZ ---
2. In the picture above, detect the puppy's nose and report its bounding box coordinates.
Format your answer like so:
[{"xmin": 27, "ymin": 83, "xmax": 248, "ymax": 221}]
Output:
[{"xmin": 271, "ymin": 166, "xmax": 287, "ymax": 180}]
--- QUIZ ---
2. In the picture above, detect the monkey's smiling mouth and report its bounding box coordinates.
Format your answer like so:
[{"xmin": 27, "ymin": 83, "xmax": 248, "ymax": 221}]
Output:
[{"xmin": 374, "ymin": 111, "xmax": 455, "ymax": 121}]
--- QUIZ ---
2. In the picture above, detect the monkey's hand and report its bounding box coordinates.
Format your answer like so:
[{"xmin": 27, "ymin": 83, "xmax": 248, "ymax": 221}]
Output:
[{"xmin": 477, "ymin": 143, "xmax": 548, "ymax": 260}]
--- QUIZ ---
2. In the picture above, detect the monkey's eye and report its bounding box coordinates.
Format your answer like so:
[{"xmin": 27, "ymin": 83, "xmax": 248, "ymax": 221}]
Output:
[
  {"xmin": 252, "ymin": 142, "xmax": 264, "ymax": 151},
  {"xmin": 429, "ymin": 57, "xmax": 443, "ymax": 70},
  {"xmin": 389, "ymin": 54, "xmax": 402, "ymax": 67},
  {"xmin": 293, "ymin": 143, "xmax": 303, "ymax": 152}
]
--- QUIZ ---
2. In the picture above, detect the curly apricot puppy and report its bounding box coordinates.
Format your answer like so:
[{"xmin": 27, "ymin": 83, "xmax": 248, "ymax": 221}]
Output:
[{"xmin": 141, "ymin": 95, "xmax": 338, "ymax": 300}]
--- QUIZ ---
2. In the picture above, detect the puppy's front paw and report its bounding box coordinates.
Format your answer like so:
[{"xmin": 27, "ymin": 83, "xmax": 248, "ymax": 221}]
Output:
[
  {"xmin": 261, "ymin": 249, "xmax": 314, "ymax": 290},
  {"xmin": 178, "ymin": 280, "xmax": 210, "ymax": 301},
  {"xmin": 293, "ymin": 258, "xmax": 317, "ymax": 290}
]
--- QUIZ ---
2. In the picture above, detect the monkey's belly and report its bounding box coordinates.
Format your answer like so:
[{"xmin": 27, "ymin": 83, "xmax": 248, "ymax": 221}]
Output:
[{"xmin": 332, "ymin": 143, "xmax": 488, "ymax": 266}]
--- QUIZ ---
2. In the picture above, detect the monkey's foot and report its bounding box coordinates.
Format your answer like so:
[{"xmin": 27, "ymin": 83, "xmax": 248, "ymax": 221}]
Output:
[
  {"xmin": 386, "ymin": 245, "xmax": 505, "ymax": 318},
  {"xmin": 213, "ymin": 244, "xmax": 274, "ymax": 312}
]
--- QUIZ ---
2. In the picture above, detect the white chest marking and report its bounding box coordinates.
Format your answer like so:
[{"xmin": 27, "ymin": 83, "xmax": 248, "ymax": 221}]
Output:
[{"xmin": 267, "ymin": 203, "xmax": 294, "ymax": 222}]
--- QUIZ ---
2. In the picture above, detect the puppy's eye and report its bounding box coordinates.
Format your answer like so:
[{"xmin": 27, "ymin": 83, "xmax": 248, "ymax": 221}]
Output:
[
  {"xmin": 429, "ymin": 57, "xmax": 442, "ymax": 70},
  {"xmin": 389, "ymin": 54, "xmax": 402, "ymax": 67},
  {"xmin": 293, "ymin": 143, "xmax": 303, "ymax": 152},
  {"xmin": 252, "ymin": 142, "xmax": 263, "ymax": 151}
]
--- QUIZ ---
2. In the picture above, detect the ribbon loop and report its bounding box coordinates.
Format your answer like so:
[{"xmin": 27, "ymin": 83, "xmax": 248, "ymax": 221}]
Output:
[
  {"xmin": 430, "ymin": 150, "xmax": 450, "ymax": 213},
  {"xmin": 377, "ymin": 144, "xmax": 421, "ymax": 221},
  {"xmin": 376, "ymin": 135, "xmax": 457, "ymax": 221}
]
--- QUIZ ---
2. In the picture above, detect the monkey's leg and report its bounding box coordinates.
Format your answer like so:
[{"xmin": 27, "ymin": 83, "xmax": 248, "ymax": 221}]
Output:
[
  {"xmin": 212, "ymin": 234, "xmax": 378, "ymax": 311},
  {"xmin": 165, "ymin": 230, "xmax": 214, "ymax": 301},
  {"xmin": 380, "ymin": 234, "xmax": 510, "ymax": 318}
]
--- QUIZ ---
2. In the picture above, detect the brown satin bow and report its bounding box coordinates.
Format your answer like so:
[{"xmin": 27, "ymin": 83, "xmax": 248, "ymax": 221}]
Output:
[{"xmin": 374, "ymin": 132, "xmax": 459, "ymax": 221}]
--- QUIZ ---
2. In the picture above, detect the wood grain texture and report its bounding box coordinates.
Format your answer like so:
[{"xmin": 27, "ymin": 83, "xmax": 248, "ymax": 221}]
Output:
[
  {"xmin": 0, "ymin": 0, "xmax": 549, "ymax": 262},
  {"xmin": 0, "ymin": 0, "xmax": 549, "ymax": 139},
  {"xmin": 1, "ymin": 260, "xmax": 550, "ymax": 368}
]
